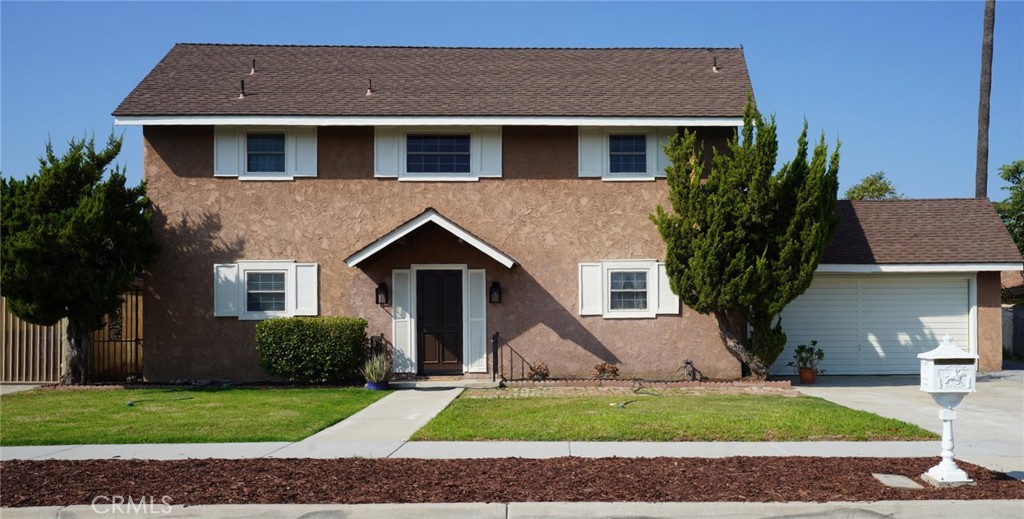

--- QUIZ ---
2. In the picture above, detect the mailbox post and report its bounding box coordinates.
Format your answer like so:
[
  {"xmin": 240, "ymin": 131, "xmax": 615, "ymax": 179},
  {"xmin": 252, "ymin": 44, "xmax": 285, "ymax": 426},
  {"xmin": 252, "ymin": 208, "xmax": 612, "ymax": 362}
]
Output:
[{"xmin": 918, "ymin": 335, "xmax": 978, "ymax": 486}]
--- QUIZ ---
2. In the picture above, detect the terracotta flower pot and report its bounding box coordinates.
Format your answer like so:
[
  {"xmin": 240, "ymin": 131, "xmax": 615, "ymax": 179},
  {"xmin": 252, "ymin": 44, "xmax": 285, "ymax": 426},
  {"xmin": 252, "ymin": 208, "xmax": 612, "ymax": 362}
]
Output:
[{"xmin": 798, "ymin": 367, "xmax": 817, "ymax": 385}]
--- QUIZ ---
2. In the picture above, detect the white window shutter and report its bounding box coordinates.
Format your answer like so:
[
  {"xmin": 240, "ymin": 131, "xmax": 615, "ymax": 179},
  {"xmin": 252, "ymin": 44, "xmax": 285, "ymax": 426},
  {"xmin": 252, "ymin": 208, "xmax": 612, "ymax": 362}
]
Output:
[
  {"xmin": 391, "ymin": 269, "xmax": 415, "ymax": 373},
  {"xmin": 655, "ymin": 128, "xmax": 675, "ymax": 177},
  {"xmin": 579, "ymin": 263, "xmax": 603, "ymax": 315},
  {"xmin": 292, "ymin": 127, "xmax": 318, "ymax": 177},
  {"xmin": 578, "ymin": 127, "xmax": 604, "ymax": 177},
  {"xmin": 214, "ymin": 127, "xmax": 240, "ymax": 177},
  {"xmin": 656, "ymin": 263, "xmax": 680, "ymax": 315},
  {"xmin": 374, "ymin": 127, "xmax": 400, "ymax": 178},
  {"xmin": 213, "ymin": 264, "xmax": 240, "ymax": 316},
  {"xmin": 467, "ymin": 270, "xmax": 488, "ymax": 372},
  {"xmin": 293, "ymin": 263, "xmax": 318, "ymax": 316},
  {"xmin": 477, "ymin": 127, "xmax": 502, "ymax": 177}
]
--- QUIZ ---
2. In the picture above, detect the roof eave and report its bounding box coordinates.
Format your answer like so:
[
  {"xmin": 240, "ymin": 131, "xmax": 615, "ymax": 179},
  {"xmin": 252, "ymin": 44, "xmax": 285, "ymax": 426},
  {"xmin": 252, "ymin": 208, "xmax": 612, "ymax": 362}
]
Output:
[
  {"xmin": 113, "ymin": 115, "xmax": 745, "ymax": 127},
  {"xmin": 817, "ymin": 263, "xmax": 1023, "ymax": 273}
]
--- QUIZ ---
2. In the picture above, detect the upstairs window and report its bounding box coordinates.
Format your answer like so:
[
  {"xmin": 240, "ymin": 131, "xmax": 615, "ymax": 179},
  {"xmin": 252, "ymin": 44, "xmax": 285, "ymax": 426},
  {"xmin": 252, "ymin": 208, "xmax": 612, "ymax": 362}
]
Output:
[
  {"xmin": 246, "ymin": 133, "xmax": 286, "ymax": 173},
  {"xmin": 214, "ymin": 126, "xmax": 317, "ymax": 180},
  {"xmin": 373, "ymin": 127, "xmax": 502, "ymax": 181},
  {"xmin": 609, "ymin": 135, "xmax": 647, "ymax": 174},
  {"xmin": 578, "ymin": 127, "xmax": 674, "ymax": 181},
  {"xmin": 407, "ymin": 135, "xmax": 471, "ymax": 174}
]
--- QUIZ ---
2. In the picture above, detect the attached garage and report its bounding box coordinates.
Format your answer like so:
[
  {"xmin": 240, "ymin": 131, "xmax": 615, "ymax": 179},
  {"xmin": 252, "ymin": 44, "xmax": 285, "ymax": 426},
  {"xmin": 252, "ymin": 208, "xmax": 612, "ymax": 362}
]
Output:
[
  {"xmin": 773, "ymin": 199, "xmax": 1021, "ymax": 375},
  {"xmin": 773, "ymin": 274, "xmax": 973, "ymax": 375}
]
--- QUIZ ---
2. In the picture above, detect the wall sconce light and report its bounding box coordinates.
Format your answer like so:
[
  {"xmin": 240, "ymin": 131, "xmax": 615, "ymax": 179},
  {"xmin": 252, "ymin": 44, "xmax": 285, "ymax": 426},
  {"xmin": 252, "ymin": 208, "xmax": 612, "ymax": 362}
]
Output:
[
  {"xmin": 375, "ymin": 282, "xmax": 389, "ymax": 306},
  {"xmin": 489, "ymin": 281, "xmax": 502, "ymax": 304}
]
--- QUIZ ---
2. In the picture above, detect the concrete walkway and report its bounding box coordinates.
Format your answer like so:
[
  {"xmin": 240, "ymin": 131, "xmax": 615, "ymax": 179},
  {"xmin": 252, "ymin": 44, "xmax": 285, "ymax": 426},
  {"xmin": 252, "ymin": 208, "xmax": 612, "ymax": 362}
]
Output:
[
  {"xmin": 794, "ymin": 374, "xmax": 1024, "ymax": 477},
  {"xmin": 0, "ymin": 384, "xmax": 40, "ymax": 395},
  {"xmin": 266, "ymin": 387, "xmax": 463, "ymax": 458}
]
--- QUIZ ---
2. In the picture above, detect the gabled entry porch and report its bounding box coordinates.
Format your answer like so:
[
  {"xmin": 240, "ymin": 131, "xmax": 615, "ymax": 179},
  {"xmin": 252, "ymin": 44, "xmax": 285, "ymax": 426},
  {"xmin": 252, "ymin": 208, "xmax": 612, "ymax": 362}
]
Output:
[{"xmin": 345, "ymin": 208, "xmax": 518, "ymax": 376}]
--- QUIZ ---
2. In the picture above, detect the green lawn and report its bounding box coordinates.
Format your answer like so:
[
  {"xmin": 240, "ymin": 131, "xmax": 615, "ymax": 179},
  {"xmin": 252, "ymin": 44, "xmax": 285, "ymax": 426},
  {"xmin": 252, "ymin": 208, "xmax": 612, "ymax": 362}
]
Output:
[
  {"xmin": 0, "ymin": 387, "xmax": 388, "ymax": 446},
  {"xmin": 412, "ymin": 392, "xmax": 937, "ymax": 441}
]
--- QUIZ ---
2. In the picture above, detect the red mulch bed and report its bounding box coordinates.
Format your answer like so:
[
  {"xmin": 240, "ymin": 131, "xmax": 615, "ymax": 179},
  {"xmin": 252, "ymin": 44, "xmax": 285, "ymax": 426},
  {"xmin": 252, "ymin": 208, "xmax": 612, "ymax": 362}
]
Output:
[{"xmin": 2, "ymin": 457, "xmax": 1021, "ymax": 507}]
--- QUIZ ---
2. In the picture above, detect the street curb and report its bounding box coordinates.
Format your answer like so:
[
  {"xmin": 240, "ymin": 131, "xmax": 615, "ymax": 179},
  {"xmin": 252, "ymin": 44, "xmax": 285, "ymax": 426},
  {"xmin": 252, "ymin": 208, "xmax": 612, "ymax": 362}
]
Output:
[{"xmin": 3, "ymin": 500, "xmax": 1022, "ymax": 519}]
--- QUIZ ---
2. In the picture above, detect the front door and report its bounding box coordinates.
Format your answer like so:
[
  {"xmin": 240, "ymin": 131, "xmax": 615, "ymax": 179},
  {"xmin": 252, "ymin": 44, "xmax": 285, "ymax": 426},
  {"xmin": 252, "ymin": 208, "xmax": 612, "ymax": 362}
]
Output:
[{"xmin": 417, "ymin": 270, "xmax": 463, "ymax": 375}]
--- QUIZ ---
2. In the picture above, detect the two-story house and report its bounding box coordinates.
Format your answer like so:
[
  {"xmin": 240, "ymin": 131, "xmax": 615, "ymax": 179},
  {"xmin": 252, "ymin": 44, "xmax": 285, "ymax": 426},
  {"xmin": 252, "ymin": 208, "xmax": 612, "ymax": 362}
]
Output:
[{"xmin": 114, "ymin": 44, "xmax": 1019, "ymax": 382}]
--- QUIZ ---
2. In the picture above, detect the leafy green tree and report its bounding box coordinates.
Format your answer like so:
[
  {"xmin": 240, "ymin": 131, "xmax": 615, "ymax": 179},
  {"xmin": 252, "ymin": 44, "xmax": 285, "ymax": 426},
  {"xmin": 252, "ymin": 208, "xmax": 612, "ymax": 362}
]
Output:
[
  {"xmin": 995, "ymin": 160, "xmax": 1024, "ymax": 255},
  {"xmin": 844, "ymin": 171, "xmax": 905, "ymax": 200},
  {"xmin": 651, "ymin": 98, "xmax": 839, "ymax": 379},
  {"xmin": 1, "ymin": 134, "xmax": 159, "ymax": 384}
]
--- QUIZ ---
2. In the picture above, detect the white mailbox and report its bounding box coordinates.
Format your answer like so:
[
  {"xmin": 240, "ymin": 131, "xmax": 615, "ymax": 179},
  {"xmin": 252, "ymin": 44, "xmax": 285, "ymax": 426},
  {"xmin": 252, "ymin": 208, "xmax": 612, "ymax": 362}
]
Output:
[
  {"xmin": 917, "ymin": 334, "xmax": 978, "ymax": 487},
  {"xmin": 918, "ymin": 335, "xmax": 978, "ymax": 395}
]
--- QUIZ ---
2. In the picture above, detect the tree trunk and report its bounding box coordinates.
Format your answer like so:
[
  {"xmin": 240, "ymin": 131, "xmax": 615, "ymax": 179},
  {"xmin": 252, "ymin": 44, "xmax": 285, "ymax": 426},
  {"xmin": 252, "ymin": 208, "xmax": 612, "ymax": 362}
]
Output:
[
  {"xmin": 714, "ymin": 310, "xmax": 769, "ymax": 380},
  {"xmin": 59, "ymin": 318, "xmax": 91, "ymax": 385},
  {"xmin": 976, "ymin": 0, "xmax": 995, "ymax": 199}
]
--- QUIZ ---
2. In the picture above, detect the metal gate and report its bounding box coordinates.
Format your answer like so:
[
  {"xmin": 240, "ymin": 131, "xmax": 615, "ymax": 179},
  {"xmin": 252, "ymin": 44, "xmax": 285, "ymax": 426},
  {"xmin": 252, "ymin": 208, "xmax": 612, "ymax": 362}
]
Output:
[{"xmin": 87, "ymin": 287, "xmax": 144, "ymax": 382}]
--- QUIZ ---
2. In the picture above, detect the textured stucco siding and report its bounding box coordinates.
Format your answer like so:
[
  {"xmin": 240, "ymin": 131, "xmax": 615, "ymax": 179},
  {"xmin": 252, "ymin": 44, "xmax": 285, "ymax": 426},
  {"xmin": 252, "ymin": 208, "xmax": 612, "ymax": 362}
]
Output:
[
  {"xmin": 977, "ymin": 271, "xmax": 1002, "ymax": 371},
  {"xmin": 141, "ymin": 125, "xmax": 741, "ymax": 382}
]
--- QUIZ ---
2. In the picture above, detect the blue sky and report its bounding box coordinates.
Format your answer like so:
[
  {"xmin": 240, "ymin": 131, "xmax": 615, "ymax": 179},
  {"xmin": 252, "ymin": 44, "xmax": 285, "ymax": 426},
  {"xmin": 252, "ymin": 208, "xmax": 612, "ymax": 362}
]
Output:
[{"xmin": 2, "ymin": 1, "xmax": 1022, "ymax": 200}]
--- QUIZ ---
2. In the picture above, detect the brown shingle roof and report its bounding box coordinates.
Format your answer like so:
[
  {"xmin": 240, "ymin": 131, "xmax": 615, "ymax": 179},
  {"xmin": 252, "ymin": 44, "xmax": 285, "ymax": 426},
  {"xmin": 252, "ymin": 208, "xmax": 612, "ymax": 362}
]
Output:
[
  {"xmin": 113, "ymin": 44, "xmax": 752, "ymax": 117},
  {"xmin": 822, "ymin": 199, "xmax": 1022, "ymax": 265}
]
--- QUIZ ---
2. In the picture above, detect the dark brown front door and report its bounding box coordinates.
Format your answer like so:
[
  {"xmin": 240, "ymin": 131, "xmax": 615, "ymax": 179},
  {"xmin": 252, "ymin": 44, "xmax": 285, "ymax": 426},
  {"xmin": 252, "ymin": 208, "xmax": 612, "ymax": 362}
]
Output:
[{"xmin": 417, "ymin": 270, "xmax": 463, "ymax": 375}]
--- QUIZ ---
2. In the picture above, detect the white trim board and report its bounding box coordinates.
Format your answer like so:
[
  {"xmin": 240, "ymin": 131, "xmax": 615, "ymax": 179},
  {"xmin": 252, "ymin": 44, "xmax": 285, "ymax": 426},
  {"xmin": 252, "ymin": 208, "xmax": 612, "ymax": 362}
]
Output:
[
  {"xmin": 114, "ymin": 115, "xmax": 743, "ymax": 128},
  {"xmin": 817, "ymin": 263, "xmax": 1022, "ymax": 273},
  {"xmin": 344, "ymin": 209, "xmax": 518, "ymax": 269}
]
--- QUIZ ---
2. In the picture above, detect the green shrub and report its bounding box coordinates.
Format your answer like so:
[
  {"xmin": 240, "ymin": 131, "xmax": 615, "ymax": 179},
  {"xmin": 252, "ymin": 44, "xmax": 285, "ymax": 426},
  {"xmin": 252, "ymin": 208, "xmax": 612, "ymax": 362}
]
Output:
[{"xmin": 255, "ymin": 317, "xmax": 368, "ymax": 383}]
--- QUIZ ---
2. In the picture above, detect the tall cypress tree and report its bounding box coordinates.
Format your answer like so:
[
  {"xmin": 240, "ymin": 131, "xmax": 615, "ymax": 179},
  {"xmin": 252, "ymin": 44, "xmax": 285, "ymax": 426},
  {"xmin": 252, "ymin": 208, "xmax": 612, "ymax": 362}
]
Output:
[
  {"xmin": 1, "ymin": 134, "xmax": 159, "ymax": 384},
  {"xmin": 651, "ymin": 97, "xmax": 839, "ymax": 378}
]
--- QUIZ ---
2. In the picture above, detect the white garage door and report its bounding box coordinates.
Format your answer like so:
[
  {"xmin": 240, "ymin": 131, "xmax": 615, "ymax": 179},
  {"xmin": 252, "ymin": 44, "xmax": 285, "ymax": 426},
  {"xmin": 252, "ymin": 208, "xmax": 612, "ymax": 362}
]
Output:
[{"xmin": 772, "ymin": 274, "xmax": 971, "ymax": 375}]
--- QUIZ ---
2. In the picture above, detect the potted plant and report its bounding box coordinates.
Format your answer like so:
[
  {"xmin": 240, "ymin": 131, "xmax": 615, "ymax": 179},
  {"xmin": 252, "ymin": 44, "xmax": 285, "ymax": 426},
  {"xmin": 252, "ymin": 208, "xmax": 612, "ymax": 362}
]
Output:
[
  {"xmin": 360, "ymin": 352, "xmax": 393, "ymax": 390},
  {"xmin": 787, "ymin": 340, "xmax": 825, "ymax": 384}
]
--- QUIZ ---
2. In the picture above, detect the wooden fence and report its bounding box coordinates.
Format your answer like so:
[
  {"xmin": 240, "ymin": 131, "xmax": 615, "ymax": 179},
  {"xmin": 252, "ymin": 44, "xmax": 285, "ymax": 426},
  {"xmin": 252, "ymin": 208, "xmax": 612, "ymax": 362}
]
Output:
[
  {"xmin": 1, "ymin": 291, "xmax": 143, "ymax": 383},
  {"xmin": 1, "ymin": 297, "xmax": 62, "ymax": 383}
]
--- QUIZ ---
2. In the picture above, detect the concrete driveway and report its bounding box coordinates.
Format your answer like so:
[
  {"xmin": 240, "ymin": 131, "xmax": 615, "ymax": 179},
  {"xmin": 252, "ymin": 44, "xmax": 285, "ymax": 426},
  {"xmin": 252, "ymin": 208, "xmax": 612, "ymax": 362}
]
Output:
[{"xmin": 794, "ymin": 372, "xmax": 1024, "ymax": 478}]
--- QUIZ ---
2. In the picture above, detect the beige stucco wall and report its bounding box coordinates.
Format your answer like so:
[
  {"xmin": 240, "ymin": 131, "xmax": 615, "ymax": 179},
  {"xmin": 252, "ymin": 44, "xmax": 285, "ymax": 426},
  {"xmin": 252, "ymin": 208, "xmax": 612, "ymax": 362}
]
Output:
[
  {"xmin": 141, "ymin": 125, "xmax": 741, "ymax": 382},
  {"xmin": 977, "ymin": 271, "xmax": 1002, "ymax": 371}
]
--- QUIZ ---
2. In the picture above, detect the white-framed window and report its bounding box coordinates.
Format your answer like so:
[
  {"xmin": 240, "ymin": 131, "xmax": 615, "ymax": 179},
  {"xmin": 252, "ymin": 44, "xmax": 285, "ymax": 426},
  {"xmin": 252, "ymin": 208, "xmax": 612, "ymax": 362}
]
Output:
[
  {"xmin": 213, "ymin": 261, "xmax": 318, "ymax": 320},
  {"xmin": 608, "ymin": 270, "xmax": 648, "ymax": 311},
  {"xmin": 609, "ymin": 134, "xmax": 647, "ymax": 174},
  {"xmin": 245, "ymin": 271, "xmax": 286, "ymax": 312},
  {"xmin": 245, "ymin": 133, "xmax": 287, "ymax": 174},
  {"xmin": 374, "ymin": 126, "xmax": 502, "ymax": 181},
  {"xmin": 214, "ymin": 126, "xmax": 317, "ymax": 180},
  {"xmin": 406, "ymin": 134, "xmax": 472, "ymax": 173},
  {"xmin": 578, "ymin": 127, "xmax": 675, "ymax": 181},
  {"xmin": 578, "ymin": 260, "xmax": 679, "ymax": 318}
]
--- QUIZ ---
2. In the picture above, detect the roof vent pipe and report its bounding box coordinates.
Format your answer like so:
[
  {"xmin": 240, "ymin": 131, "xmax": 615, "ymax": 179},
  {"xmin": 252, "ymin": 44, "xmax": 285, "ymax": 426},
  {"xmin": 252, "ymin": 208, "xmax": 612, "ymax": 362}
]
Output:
[
  {"xmin": 712, "ymin": 57, "xmax": 720, "ymax": 73},
  {"xmin": 365, "ymin": 78, "xmax": 374, "ymax": 96},
  {"xmin": 238, "ymin": 80, "xmax": 246, "ymax": 99},
  {"xmin": 249, "ymin": 59, "xmax": 256, "ymax": 75}
]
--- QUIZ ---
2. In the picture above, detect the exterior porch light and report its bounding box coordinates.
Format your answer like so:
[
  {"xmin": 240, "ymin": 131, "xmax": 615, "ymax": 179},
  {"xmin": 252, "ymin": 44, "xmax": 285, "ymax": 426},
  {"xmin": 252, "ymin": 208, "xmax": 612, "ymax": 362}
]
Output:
[
  {"xmin": 375, "ymin": 282, "xmax": 389, "ymax": 306},
  {"xmin": 489, "ymin": 281, "xmax": 502, "ymax": 304}
]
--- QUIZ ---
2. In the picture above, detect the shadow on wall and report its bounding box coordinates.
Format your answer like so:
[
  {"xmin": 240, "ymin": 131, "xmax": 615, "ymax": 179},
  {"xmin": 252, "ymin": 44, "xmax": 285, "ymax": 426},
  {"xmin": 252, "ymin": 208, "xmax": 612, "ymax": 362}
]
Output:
[
  {"xmin": 144, "ymin": 209, "xmax": 248, "ymax": 381},
  {"xmin": 493, "ymin": 266, "xmax": 620, "ymax": 370}
]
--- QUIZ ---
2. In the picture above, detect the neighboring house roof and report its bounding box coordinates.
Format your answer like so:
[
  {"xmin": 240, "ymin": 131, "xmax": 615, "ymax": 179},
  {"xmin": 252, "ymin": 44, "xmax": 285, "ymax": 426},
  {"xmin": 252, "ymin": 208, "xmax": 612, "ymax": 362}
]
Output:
[
  {"xmin": 113, "ymin": 44, "xmax": 751, "ymax": 119},
  {"xmin": 822, "ymin": 199, "xmax": 1022, "ymax": 266}
]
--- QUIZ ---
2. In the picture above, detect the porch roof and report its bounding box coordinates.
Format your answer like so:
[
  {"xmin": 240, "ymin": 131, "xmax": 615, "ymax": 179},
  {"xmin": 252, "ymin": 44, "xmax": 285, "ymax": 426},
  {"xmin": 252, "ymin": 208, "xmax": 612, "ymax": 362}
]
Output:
[{"xmin": 344, "ymin": 208, "xmax": 518, "ymax": 269}]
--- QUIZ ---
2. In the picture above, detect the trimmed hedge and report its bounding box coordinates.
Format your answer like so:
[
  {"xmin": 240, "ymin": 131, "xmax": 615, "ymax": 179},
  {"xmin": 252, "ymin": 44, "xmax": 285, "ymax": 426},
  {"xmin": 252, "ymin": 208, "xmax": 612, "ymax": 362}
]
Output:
[{"xmin": 255, "ymin": 317, "xmax": 368, "ymax": 383}]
